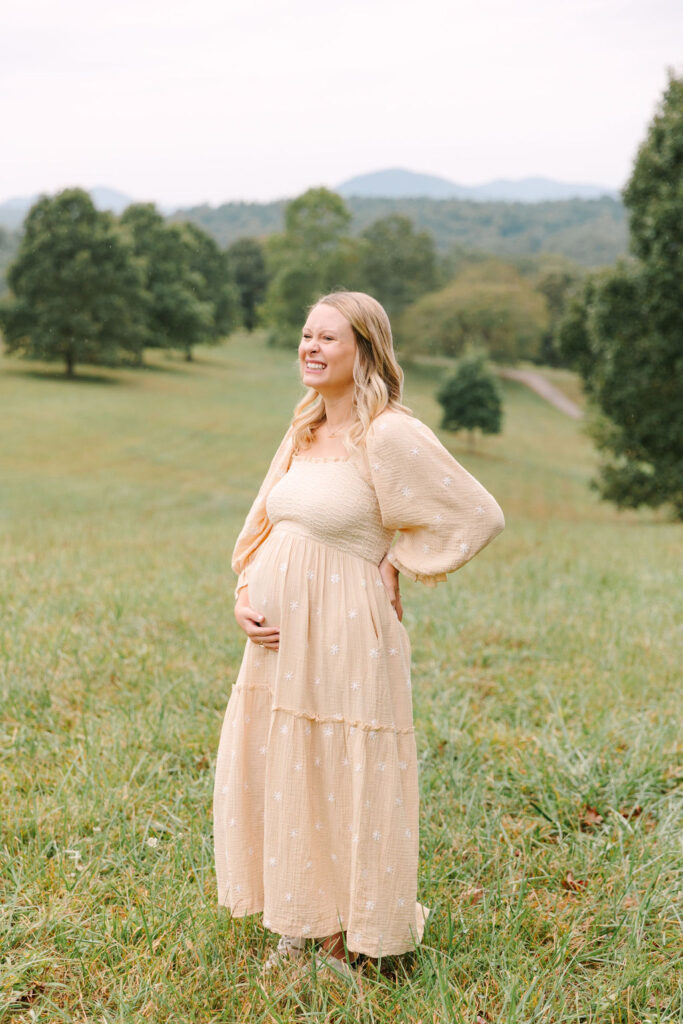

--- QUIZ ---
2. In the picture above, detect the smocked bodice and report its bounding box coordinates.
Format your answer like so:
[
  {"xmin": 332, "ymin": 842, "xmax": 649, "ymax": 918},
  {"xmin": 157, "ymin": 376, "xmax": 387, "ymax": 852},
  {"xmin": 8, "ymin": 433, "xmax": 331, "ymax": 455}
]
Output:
[{"xmin": 265, "ymin": 453, "xmax": 395, "ymax": 565}]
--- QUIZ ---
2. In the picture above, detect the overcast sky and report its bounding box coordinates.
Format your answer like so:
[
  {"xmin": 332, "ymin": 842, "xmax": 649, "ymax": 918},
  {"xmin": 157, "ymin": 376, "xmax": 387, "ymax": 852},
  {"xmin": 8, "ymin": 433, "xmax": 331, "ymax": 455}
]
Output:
[{"xmin": 2, "ymin": 0, "xmax": 681, "ymax": 208}]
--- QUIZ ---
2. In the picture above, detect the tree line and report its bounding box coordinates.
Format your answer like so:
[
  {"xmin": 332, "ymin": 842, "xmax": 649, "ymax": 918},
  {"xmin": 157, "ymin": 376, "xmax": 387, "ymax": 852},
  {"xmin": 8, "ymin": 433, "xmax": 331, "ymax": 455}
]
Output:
[{"xmin": 0, "ymin": 70, "xmax": 680, "ymax": 517}]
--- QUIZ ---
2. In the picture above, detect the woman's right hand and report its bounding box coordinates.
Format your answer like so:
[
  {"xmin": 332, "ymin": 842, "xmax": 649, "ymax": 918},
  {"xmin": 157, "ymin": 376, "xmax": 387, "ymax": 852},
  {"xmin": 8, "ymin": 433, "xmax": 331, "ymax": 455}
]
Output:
[{"xmin": 235, "ymin": 585, "xmax": 280, "ymax": 650}]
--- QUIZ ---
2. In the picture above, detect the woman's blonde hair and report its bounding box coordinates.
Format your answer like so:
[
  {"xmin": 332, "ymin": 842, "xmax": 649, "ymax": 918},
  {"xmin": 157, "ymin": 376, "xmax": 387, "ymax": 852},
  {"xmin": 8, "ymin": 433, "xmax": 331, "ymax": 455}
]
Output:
[{"xmin": 290, "ymin": 291, "xmax": 412, "ymax": 453}]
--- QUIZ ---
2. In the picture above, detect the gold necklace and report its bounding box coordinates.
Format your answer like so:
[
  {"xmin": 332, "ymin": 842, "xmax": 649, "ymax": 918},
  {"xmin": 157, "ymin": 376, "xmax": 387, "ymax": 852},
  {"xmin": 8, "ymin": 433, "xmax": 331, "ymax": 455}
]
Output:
[{"xmin": 324, "ymin": 417, "xmax": 353, "ymax": 438}]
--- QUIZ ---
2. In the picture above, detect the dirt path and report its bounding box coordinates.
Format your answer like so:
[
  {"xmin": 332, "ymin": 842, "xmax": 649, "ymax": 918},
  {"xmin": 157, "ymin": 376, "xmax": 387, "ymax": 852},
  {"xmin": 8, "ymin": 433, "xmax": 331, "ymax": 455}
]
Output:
[{"xmin": 497, "ymin": 367, "xmax": 584, "ymax": 419}]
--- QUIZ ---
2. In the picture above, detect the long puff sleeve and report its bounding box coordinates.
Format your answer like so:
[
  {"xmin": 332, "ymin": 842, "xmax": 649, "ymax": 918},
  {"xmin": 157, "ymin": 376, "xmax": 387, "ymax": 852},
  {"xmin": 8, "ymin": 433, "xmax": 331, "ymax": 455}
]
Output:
[
  {"xmin": 366, "ymin": 411, "xmax": 505, "ymax": 586},
  {"xmin": 231, "ymin": 426, "xmax": 295, "ymax": 599}
]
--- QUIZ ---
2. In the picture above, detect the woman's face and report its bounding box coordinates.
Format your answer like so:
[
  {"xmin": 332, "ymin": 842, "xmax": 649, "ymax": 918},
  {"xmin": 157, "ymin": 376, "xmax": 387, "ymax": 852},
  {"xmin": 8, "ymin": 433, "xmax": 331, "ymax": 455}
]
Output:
[{"xmin": 299, "ymin": 304, "xmax": 357, "ymax": 395}]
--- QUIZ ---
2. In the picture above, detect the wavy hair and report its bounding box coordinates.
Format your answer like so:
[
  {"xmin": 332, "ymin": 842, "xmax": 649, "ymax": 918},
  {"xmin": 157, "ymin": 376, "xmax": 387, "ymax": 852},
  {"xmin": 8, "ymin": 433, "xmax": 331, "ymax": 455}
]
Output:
[{"xmin": 290, "ymin": 291, "xmax": 412, "ymax": 454}]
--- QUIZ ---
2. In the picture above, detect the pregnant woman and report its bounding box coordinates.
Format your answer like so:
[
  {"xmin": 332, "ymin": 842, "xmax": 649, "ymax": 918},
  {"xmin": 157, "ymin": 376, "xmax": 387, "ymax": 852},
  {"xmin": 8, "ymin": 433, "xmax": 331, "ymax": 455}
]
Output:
[{"xmin": 213, "ymin": 291, "xmax": 505, "ymax": 976}]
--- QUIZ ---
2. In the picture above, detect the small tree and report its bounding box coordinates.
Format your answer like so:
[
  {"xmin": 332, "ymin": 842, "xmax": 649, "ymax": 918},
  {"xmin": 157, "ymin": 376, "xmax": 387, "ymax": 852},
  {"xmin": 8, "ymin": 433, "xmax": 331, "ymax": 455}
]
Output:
[
  {"xmin": 0, "ymin": 188, "xmax": 147, "ymax": 377},
  {"xmin": 437, "ymin": 349, "xmax": 503, "ymax": 450}
]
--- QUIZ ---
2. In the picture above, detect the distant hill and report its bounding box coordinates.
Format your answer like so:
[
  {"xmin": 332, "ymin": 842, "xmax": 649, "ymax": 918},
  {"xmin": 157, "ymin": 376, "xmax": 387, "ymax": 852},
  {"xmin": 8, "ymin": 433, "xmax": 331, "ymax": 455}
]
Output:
[{"xmin": 336, "ymin": 168, "xmax": 621, "ymax": 203}]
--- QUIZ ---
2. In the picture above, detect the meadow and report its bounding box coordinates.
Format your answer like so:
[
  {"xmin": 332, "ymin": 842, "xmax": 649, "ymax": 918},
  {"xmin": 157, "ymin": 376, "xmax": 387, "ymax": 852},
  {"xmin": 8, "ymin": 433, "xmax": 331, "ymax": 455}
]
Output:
[{"xmin": 1, "ymin": 332, "xmax": 681, "ymax": 1023}]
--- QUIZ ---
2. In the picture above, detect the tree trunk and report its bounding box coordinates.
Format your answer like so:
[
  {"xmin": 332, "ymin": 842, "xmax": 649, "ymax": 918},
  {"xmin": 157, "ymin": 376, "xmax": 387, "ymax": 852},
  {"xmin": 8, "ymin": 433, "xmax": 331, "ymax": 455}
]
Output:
[
  {"xmin": 185, "ymin": 347, "xmax": 194, "ymax": 362},
  {"xmin": 65, "ymin": 347, "xmax": 75, "ymax": 378}
]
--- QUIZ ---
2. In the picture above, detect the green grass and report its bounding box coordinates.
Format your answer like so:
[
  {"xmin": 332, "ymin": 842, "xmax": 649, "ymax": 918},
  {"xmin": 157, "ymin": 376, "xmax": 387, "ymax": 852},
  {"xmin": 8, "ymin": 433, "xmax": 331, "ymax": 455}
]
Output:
[{"xmin": 1, "ymin": 333, "xmax": 681, "ymax": 1023}]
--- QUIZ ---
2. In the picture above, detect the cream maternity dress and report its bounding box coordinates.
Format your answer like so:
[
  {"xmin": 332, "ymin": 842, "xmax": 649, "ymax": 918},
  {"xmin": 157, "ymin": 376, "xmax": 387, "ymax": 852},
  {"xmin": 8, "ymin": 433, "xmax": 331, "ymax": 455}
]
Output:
[{"xmin": 213, "ymin": 407, "xmax": 505, "ymax": 958}]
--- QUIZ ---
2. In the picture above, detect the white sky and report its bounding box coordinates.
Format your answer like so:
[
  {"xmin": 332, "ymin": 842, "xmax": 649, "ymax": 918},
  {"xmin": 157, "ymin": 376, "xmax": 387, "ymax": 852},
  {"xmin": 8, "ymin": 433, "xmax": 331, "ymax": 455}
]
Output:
[{"xmin": 2, "ymin": 0, "xmax": 681, "ymax": 207}]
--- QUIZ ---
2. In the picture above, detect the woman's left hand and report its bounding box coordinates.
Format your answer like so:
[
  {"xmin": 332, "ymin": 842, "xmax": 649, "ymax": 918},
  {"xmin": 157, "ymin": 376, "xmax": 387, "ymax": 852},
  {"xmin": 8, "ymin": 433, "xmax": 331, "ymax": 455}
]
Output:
[{"xmin": 378, "ymin": 554, "xmax": 403, "ymax": 622}]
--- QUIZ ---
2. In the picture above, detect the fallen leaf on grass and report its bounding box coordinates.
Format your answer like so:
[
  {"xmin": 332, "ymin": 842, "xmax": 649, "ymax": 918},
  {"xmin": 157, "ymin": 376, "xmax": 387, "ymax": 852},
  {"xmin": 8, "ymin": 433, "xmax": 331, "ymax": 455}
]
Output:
[
  {"xmin": 561, "ymin": 870, "xmax": 588, "ymax": 892},
  {"xmin": 579, "ymin": 804, "xmax": 603, "ymax": 830}
]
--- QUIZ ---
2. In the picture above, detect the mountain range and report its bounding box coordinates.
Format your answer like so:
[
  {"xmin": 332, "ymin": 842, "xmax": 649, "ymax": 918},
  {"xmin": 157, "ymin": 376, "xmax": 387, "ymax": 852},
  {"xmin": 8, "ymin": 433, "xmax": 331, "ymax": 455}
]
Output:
[{"xmin": 0, "ymin": 169, "xmax": 621, "ymax": 230}]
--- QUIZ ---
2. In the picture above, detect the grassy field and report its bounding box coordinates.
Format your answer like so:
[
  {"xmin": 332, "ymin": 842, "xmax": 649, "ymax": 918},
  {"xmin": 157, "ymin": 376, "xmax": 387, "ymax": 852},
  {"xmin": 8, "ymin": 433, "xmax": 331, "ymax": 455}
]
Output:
[{"xmin": 1, "ymin": 332, "xmax": 681, "ymax": 1023}]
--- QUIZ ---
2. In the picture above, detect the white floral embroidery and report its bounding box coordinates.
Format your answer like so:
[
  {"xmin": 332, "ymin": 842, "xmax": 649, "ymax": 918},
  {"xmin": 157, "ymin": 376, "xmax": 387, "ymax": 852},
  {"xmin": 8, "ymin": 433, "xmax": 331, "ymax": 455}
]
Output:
[
  {"xmin": 268, "ymin": 856, "xmax": 277, "ymax": 866},
  {"xmin": 284, "ymin": 670, "xmax": 293, "ymax": 680},
  {"xmin": 354, "ymin": 763, "xmax": 363, "ymax": 773},
  {"xmin": 228, "ymin": 817, "xmax": 237, "ymax": 827},
  {"xmin": 366, "ymin": 899, "xmax": 376, "ymax": 910},
  {"xmin": 352, "ymin": 833, "xmax": 359, "ymax": 844},
  {"xmin": 395, "ymin": 796, "xmax": 403, "ymax": 806},
  {"xmin": 388, "ymin": 647, "xmax": 398, "ymax": 656},
  {"xmin": 475, "ymin": 504, "xmax": 485, "ymax": 515},
  {"xmin": 284, "ymin": 892, "xmax": 293, "ymax": 902},
  {"xmin": 378, "ymin": 422, "xmax": 388, "ymax": 431},
  {"xmin": 375, "ymin": 577, "xmax": 384, "ymax": 587},
  {"xmin": 410, "ymin": 446, "xmax": 421, "ymax": 456},
  {"xmin": 386, "ymin": 865, "xmax": 394, "ymax": 874},
  {"xmin": 304, "ymin": 860, "xmax": 313, "ymax": 870},
  {"xmin": 279, "ymin": 724, "xmax": 289, "ymax": 734},
  {"xmin": 289, "ymin": 600, "xmax": 299, "ymax": 611},
  {"xmin": 397, "ymin": 896, "xmax": 406, "ymax": 907},
  {"xmin": 349, "ymin": 725, "xmax": 357, "ymax": 735},
  {"xmin": 221, "ymin": 784, "xmax": 229, "ymax": 794},
  {"xmin": 259, "ymin": 745, "xmax": 268, "ymax": 755},
  {"xmin": 273, "ymin": 791, "xmax": 282, "ymax": 802},
  {"xmin": 371, "ymin": 462, "xmax": 381, "ymax": 471},
  {"xmin": 327, "ymin": 792, "xmax": 335, "ymax": 802},
  {"xmin": 401, "ymin": 486, "xmax": 412, "ymax": 498},
  {"xmin": 305, "ymin": 724, "xmax": 311, "ymax": 734},
  {"xmin": 330, "ymin": 573, "xmax": 340, "ymax": 584},
  {"xmin": 248, "ymin": 846, "xmax": 254, "ymax": 856},
  {"xmin": 369, "ymin": 647, "xmax": 380, "ymax": 659},
  {"xmin": 348, "ymin": 608, "xmax": 358, "ymax": 619},
  {"xmin": 364, "ymin": 798, "xmax": 371, "ymax": 808},
  {"xmin": 360, "ymin": 578, "xmax": 367, "ymax": 588},
  {"xmin": 294, "ymin": 762, "xmax": 303, "ymax": 771},
  {"xmin": 314, "ymin": 756, "xmax": 321, "ymax": 766},
  {"xmin": 234, "ymin": 883, "xmax": 242, "ymax": 894},
  {"xmin": 405, "ymin": 828, "xmax": 412, "ymax": 838},
  {"xmin": 330, "ymin": 643, "xmax": 340, "ymax": 655},
  {"xmin": 302, "ymin": 924, "xmax": 311, "ymax": 935},
  {"xmin": 459, "ymin": 541, "xmax": 471, "ymax": 555},
  {"xmin": 279, "ymin": 562, "xmax": 287, "ymax": 573},
  {"xmin": 331, "ymin": 852, "xmax": 338, "ymax": 861},
  {"xmin": 323, "ymin": 725, "xmax": 334, "ymax": 737},
  {"xmin": 231, "ymin": 749, "xmax": 237, "ymax": 760},
  {"xmin": 313, "ymin": 676, "xmax": 321, "ymax": 686},
  {"xmin": 442, "ymin": 475, "xmax": 452, "ymax": 487},
  {"xmin": 351, "ymin": 680, "xmax": 361, "ymax": 690},
  {"xmin": 314, "ymin": 821, "xmax": 323, "ymax": 830},
  {"xmin": 306, "ymin": 569, "xmax": 315, "ymax": 580},
  {"xmin": 399, "ymin": 760, "xmax": 408, "ymax": 770},
  {"xmin": 368, "ymin": 731, "xmax": 377, "ymax": 741},
  {"xmin": 289, "ymin": 828, "xmax": 298, "ymax": 838},
  {"xmin": 372, "ymin": 829, "xmax": 382, "ymax": 841},
  {"xmin": 377, "ymin": 762, "xmax": 386, "ymax": 771},
  {"xmin": 243, "ymin": 782, "xmax": 249, "ymax": 791},
  {"xmin": 434, "ymin": 513, "xmax": 444, "ymax": 524},
  {"xmin": 422, "ymin": 543, "xmax": 431, "ymax": 553},
  {"xmin": 341, "ymin": 756, "xmax": 350, "ymax": 766},
  {"xmin": 244, "ymin": 714, "xmax": 251, "ymax": 723}
]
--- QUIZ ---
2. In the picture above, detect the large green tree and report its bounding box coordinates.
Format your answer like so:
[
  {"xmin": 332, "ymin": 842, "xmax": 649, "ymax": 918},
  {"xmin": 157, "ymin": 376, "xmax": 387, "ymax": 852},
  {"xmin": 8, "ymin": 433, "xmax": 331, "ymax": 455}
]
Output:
[
  {"xmin": 120, "ymin": 204, "xmax": 215, "ymax": 361},
  {"xmin": 0, "ymin": 189, "xmax": 147, "ymax": 377},
  {"xmin": 396, "ymin": 259, "xmax": 548, "ymax": 362},
  {"xmin": 226, "ymin": 237, "xmax": 268, "ymax": 331},
  {"xmin": 557, "ymin": 70, "xmax": 683, "ymax": 517},
  {"xmin": 181, "ymin": 222, "xmax": 240, "ymax": 341},
  {"xmin": 261, "ymin": 188, "xmax": 359, "ymax": 346},
  {"xmin": 358, "ymin": 214, "xmax": 438, "ymax": 317}
]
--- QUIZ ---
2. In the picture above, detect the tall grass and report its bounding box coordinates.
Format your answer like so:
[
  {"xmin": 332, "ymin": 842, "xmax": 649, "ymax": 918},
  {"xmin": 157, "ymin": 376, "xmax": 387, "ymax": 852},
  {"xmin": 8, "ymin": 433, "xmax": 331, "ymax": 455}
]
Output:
[{"xmin": 1, "ymin": 333, "xmax": 681, "ymax": 1022}]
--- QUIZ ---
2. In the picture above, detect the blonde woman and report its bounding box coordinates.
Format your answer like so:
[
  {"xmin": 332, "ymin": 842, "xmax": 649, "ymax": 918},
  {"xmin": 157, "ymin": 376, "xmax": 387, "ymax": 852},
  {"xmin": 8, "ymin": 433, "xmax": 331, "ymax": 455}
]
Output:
[{"xmin": 213, "ymin": 291, "xmax": 505, "ymax": 976}]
